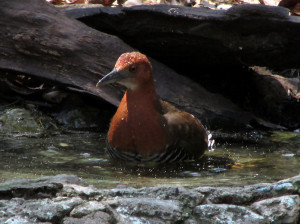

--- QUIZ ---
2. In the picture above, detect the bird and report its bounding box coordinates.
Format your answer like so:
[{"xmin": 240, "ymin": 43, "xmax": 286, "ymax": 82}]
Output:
[{"xmin": 96, "ymin": 52, "xmax": 208, "ymax": 163}]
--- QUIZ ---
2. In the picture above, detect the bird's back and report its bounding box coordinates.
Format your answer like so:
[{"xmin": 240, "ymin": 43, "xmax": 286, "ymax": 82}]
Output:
[{"xmin": 160, "ymin": 100, "xmax": 208, "ymax": 160}]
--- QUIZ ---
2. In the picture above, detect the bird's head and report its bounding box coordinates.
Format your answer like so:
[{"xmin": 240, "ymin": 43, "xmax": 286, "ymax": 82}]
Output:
[{"xmin": 96, "ymin": 52, "xmax": 153, "ymax": 91}]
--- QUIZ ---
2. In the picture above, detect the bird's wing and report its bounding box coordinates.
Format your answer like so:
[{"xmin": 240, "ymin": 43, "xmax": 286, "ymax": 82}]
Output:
[
  {"xmin": 160, "ymin": 100, "xmax": 208, "ymax": 158},
  {"xmin": 159, "ymin": 99, "xmax": 179, "ymax": 114}
]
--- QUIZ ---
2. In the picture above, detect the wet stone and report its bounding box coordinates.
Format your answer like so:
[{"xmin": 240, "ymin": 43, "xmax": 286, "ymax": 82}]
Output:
[
  {"xmin": 195, "ymin": 186, "xmax": 256, "ymax": 205},
  {"xmin": 101, "ymin": 186, "xmax": 204, "ymax": 208},
  {"xmin": 1, "ymin": 216, "xmax": 48, "ymax": 224},
  {"xmin": 54, "ymin": 107, "xmax": 107, "ymax": 130},
  {"xmin": 63, "ymin": 211, "xmax": 111, "ymax": 224},
  {"xmin": 0, "ymin": 198, "xmax": 28, "ymax": 223},
  {"xmin": 0, "ymin": 197, "xmax": 83, "ymax": 224},
  {"xmin": 184, "ymin": 218, "xmax": 216, "ymax": 224},
  {"xmin": 106, "ymin": 198, "xmax": 184, "ymax": 224},
  {"xmin": 70, "ymin": 201, "xmax": 106, "ymax": 218},
  {"xmin": 26, "ymin": 197, "xmax": 83, "ymax": 222},
  {"xmin": 0, "ymin": 181, "xmax": 63, "ymax": 200},
  {"xmin": 193, "ymin": 204, "xmax": 267, "ymax": 224},
  {"xmin": 143, "ymin": 186, "xmax": 204, "ymax": 208},
  {"xmin": 0, "ymin": 108, "xmax": 47, "ymax": 135},
  {"xmin": 251, "ymin": 195, "xmax": 300, "ymax": 224},
  {"xmin": 0, "ymin": 174, "xmax": 88, "ymax": 200},
  {"xmin": 40, "ymin": 174, "xmax": 89, "ymax": 186},
  {"xmin": 0, "ymin": 174, "xmax": 300, "ymax": 224},
  {"xmin": 195, "ymin": 180, "xmax": 299, "ymax": 205}
]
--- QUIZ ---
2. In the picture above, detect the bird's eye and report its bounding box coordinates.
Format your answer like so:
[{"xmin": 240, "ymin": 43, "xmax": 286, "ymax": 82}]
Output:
[{"xmin": 129, "ymin": 65, "xmax": 136, "ymax": 73}]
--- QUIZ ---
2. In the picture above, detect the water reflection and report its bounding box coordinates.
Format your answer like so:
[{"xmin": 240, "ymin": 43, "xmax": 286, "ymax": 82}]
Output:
[
  {"xmin": 0, "ymin": 131, "xmax": 299, "ymax": 189},
  {"xmin": 106, "ymin": 155, "xmax": 234, "ymax": 178}
]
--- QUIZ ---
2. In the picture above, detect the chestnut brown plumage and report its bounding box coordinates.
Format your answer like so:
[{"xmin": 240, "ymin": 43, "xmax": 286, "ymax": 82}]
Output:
[{"xmin": 97, "ymin": 52, "xmax": 208, "ymax": 163}]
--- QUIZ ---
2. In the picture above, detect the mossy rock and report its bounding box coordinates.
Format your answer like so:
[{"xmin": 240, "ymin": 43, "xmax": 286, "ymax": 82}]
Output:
[
  {"xmin": 54, "ymin": 107, "xmax": 110, "ymax": 130},
  {"xmin": 0, "ymin": 108, "xmax": 47, "ymax": 135}
]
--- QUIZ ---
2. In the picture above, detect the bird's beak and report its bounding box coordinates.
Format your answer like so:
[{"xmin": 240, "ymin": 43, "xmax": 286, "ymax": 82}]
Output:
[
  {"xmin": 96, "ymin": 69, "xmax": 124, "ymax": 87},
  {"xmin": 97, "ymin": 68, "xmax": 137, "ymax": 90}
]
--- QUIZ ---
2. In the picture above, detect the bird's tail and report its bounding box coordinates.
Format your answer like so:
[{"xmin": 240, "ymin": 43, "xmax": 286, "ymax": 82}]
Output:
[{"xmin": 207, "ymin": 131, "xmax": 215, "ymax": 151}]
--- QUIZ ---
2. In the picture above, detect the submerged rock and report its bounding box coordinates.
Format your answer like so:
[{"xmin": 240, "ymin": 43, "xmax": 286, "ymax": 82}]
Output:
[
  {"xmin": 0, "ymin": 174, "xmax": 299, "ymax": 224},
  {"xmin": 54, "ymin": 106, "xmax": 110, "ymax": 130},
  {"xmin": 0, "ymin": 108, "xmax": 51, "ymax": 136}
]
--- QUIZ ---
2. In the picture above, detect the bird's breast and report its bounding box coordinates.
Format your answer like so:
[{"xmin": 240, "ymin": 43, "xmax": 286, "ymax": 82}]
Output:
[{"xmin": 107, "ymin": 101, "xmax": 168, "ymax": 156}]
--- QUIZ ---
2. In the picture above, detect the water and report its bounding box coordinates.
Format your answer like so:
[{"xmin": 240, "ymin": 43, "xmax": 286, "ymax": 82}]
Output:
[{"xmin": 0, "ymin": 131, "xmax": 299, "ymax": 188}]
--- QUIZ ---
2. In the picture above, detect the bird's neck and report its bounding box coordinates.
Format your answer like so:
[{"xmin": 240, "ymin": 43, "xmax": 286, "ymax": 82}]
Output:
[
  {"xmin": 108, "ymin": 82, "xmax": 167, "ymax": 155},
  {"xmin": 126, "ymin": 82, "xmax": 161, "ymax": 112}
]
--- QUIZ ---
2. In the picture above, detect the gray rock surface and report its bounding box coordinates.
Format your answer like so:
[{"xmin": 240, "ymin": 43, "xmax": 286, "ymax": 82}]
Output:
[
  {"xmin": 251, "ymin": 195, "xmax": 300, "ymax": 224},
  {"xmin": 0, "ymin": 174, "xmax": 299, "ymax": 224},
  {"xmin": 193, "ymin": 204, "xmax": 267, "ymax": 224},
  {"xmin": 0, "ymin": 108, "xmax": 50, "ymax": 136}
]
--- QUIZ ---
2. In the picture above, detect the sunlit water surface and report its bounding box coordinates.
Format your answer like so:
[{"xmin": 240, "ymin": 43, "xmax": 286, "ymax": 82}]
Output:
[{"xmin": 0, "ymin": 131, "xmax": 299, "ymax": 188}]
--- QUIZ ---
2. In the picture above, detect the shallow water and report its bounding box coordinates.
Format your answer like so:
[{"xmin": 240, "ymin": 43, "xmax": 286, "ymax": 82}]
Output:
[{"xmin": 0, "ymin": 131, "xmax": 299, "ymax": 188}]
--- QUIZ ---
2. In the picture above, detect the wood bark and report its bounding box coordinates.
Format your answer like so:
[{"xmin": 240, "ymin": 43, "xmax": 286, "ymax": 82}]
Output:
[
  {"xmin": 63, "ymin": 4, "xmax": 300, "ymax": 72},
  {"xmin": 0, "ymin": 0, "xmax": 296, "ymax": 131}
]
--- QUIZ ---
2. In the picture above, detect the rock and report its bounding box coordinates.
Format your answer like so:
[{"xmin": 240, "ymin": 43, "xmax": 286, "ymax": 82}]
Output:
[
  {"xmin": 0, "ymin": 197, "xmax": 83, "ymax": 223},
  {"xmin": 0, "ymin": 174, "xmax": 87, "ymax": 200},
  {"xmin": 25, "ymin": 197, "xmax": 83, "ymax": 222},
  {"xmin": 0, "ymin": 174, "xmax": 300, "ymax": 224},
  {"xmin": 70, "ymin": 201, "xmax": 106, "ymax": 217},
  {"xmin": 39, "ymin": 174, "xmax": 89, "ymax": 186},
  {"xmin": 0, "ymin": 108, "xmax": 46, "ymax": 135},
  {"xmin": 192, "ymin": 204, "xmax": 267, "ymax": 224},
  {"xmin": 100, "ymin": 185, "xmax": 205, "ymax": 208},
  {"xmin": 2, "ymin": 216, "xmax": 45, "ymax": 224},
  {"xmin": 195, "ymin": 179, "xmax": 299, "ymax": 205},
  {"xmin": 63, "ymin": 211, "xmax": 111, "ymax": 224},
  {"xmin": 195, "ymin": 186, "xmax": 257, "ymax": 205},
  {"xmin": 251, "ymin": 195, "xmax": 300, "ymax": 224},
  {"xmin": 55, "ymin": 108, "xmax": 101, "ymax": 129},
  {"xmin": 106, "ymin": 198, "xmax": 184, "ymax": 224},
  {"xmin": 0, "ymin": 175, "xmax": 87, "ymax": 223},
  {"xmin": 143, "ymin": 186, "xmax": 204, "ymax": 208},
  {"xmin": 0, "ymin": 179, "xmax": 62, "ymax": 200}
]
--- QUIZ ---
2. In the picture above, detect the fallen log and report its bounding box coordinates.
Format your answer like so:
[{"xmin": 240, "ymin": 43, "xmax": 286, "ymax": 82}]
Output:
[
  {"xmin": 0, "ymin": 0, "xmax": 291, "ymax": 131},
  {"xmin": 60, "ymin": 3, "xmax": 300, "ymax": 129},
  {"xmin": 62, "ymin": 4, "xmax": 300, "ymax": 71}
]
